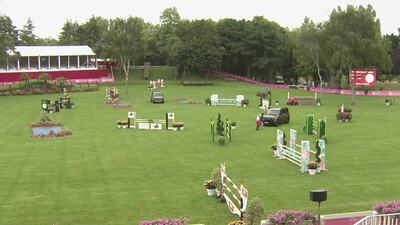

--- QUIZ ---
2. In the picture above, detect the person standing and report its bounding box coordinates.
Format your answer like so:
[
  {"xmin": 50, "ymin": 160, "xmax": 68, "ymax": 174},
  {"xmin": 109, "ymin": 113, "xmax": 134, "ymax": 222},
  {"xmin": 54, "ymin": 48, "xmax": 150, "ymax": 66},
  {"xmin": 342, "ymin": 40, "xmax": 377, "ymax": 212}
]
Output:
[{"xmin": 256, "ymin": 115, "xmax": 261, "ymax": 130}]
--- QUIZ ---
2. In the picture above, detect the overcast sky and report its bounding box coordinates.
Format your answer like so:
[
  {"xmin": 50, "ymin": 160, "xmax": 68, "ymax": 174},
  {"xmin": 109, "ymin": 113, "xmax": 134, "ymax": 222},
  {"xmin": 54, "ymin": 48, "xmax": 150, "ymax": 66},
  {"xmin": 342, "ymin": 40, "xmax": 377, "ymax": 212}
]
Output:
[{"xmin": 0, "ymin": 0, "xmax": 399, "ymax": 38}]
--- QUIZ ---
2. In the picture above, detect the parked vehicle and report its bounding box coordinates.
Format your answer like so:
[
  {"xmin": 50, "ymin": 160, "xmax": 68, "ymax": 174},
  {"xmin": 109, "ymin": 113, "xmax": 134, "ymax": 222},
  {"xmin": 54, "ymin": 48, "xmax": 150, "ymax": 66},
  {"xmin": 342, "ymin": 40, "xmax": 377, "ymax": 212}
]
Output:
[
  {"xmin": 275, "ymin": 75, "xmax": 285, "ymax": 84},
  {"xmin": 262, "ymin": 107, "xmax": 290, "ymax": 126},
  {"xmin": 151, "ymin": 91, "xmax": 165, "ymax": 103}
]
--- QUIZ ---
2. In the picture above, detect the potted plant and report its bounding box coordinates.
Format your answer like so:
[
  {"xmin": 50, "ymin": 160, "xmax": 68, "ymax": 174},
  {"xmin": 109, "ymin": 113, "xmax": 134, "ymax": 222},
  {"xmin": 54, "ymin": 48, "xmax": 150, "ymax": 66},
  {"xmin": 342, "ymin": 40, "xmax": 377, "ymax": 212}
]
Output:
[
  {"xmin": 316, "ymin": 99, "xmax": 321, "ymax": 106},
  {"xmin": 231, "ymin": 121, "xmax": 237, "ymax": 129},
  {"xmin": 205, "ymin": 98, "xmax": 211, "ymax": 105},
  {"xmin": 241, "ymin": 99, "xmax": 249, "ymax": 107},
  {"xmin": 271, "ymin": 144, "xmax": 278, "ymax": 157},
  {"xmin": 385, "ymin": 98, "xmax": 392, "ymax": 106},
  {"xmin": 218, "ymin": 135, "xmax": 226, "ymax": 145},
  {"xmin": 172, "ymin": 121, "xmax": 185, "ymax": 131},
  {"xmin": 204, "ymin": 180, "xmax": 217, "ymax": 196},
  {"xmin": 307, "ymin": 161, "xmax": 318, "ymax": 175},
  {"xmin": 228, "ymin": 221, "xmax": 246, "ymax": 225},
  {"xmin": 116, "ymin": 120, "xmax": 122, "ymax": 128},
  {"xmin": 121, "ymin": 120, "xmax": 129, "ymax": 128}
]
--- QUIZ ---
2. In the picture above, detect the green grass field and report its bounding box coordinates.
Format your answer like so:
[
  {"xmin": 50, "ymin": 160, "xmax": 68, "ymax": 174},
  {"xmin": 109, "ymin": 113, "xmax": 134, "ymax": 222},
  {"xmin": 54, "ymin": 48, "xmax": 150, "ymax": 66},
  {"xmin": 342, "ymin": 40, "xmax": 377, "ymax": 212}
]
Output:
[{"xmin": 0, "ymin": 80, "xmax": 399, "ymax": 225}]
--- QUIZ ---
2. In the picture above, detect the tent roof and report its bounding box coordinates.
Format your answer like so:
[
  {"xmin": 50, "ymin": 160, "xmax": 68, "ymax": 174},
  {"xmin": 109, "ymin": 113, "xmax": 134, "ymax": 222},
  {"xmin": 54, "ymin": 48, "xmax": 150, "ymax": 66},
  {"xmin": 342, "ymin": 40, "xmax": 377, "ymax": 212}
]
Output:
[{"xmin": 13, "ymin": 45, "xmax": 95, "ymax": 57}]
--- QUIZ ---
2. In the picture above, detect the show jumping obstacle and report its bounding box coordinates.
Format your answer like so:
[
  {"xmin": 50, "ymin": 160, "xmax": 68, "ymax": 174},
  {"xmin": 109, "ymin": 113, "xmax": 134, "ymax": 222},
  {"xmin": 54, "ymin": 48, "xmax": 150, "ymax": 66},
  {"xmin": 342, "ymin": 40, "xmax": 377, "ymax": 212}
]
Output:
[
  {"xmin": 210, "ymin": 94, "xmax": 244, "ymax": 106},
  {"xmin": 276, "ymin": 129, "xmax": 326, "ymax": 173},
  {"xmin": 220, "ymin": 163, "xmax": 248, "ymax": 220}
]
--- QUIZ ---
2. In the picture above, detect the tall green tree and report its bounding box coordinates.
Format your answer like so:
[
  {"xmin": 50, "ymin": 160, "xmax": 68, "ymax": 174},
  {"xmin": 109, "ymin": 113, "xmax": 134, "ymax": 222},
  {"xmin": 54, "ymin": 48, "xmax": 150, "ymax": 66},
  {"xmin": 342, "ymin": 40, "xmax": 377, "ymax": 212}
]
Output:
[
  {"xmin": 175, "ymin": 19, "xmax": 224, "ymax": 79},
  {"xmin": 19, "ymin": 18, "xmax": 36, "ymax": 45},
  {"xmin": 79, "ymin": 16, "xmax": 109, "ymax": 54},
  {"xmin": 242, "ymin": 16, "xmax": 290, "ymax": 81},
  {"xmin": 0, "ymin": 15, "xmax": 18, "ymax": 67},
  {"xmin": 217, "ymin": 18, "xmax": 247, "ymax": 74},
  {"xmin": 292, "ymin": 17, "xmax": 324, "ymax": 86},
  {"xmin": 59, "ymin": 20, "xmax": 81, "ymax": 45},
  {"xmin": 101, "ymin": 17, "xmax": 146, "ymax": 94},
  {"xmin": 384, "ymin": 34, "xmax": 400, "ymax": 75},
  {"xmin": 322, "ymin": 5, "xmax": 392, "ymax": 104},
  {"xmin": 35, "ymin": 37, "xmax": 58, "ymax": 46},
  {"xmin": 157, "ymin": 7, "xmax": 181, "ymax": 66}
]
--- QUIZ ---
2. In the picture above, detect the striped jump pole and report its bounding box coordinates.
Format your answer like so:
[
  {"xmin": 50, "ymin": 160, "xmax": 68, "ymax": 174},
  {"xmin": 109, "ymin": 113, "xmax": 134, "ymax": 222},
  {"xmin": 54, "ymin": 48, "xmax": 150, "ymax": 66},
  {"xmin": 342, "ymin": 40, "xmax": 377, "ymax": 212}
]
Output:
[{"xmin": 220, "ymin": 163, "xmax": 248, "ymax": 220}]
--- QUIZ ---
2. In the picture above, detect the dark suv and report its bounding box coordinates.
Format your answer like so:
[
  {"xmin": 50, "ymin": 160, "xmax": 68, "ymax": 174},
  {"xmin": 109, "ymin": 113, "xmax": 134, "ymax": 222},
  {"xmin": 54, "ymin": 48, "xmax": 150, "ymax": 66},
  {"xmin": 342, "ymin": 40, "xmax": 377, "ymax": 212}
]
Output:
[
  {"xmin": 262, "ymin": 107, "xmax": 290, "ymax": 126},
  {"xmin": 150, "ymin": 91, "xmax": 165, "ymax": 103}
]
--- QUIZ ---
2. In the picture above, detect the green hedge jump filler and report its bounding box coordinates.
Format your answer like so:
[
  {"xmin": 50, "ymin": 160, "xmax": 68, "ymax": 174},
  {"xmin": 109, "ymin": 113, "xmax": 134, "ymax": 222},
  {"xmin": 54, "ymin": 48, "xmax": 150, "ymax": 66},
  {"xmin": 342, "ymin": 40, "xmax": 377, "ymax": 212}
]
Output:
[
  {"xmin": 220, "ymin": 163, "xmax": 248, "ymax": 220},
  {"xmin": 276, "ymin": 129, "xmax": 326, "ymax": 173},
  {"xmin": 210, "ymin": 114, "xmax": 232, "ymax": 142},
  {"xmin": 126, "ymin": 112, "xmax": 178, "ymax": 130},
  {"xmin": 305, "ymin": 113, "xmax": 327, "ymax": 141}
]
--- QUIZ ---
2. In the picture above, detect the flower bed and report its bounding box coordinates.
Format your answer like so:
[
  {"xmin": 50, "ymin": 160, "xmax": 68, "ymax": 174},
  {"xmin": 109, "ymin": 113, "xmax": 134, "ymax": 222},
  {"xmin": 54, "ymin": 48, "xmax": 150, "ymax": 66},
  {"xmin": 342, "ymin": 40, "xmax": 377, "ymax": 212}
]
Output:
[
  {"xmin": 336, "ymin": 112, "xmax": 352, "ymax": 122},
  {"xmin": 30, "ymin": 114, "xmax": 72, "ymax": 138},
  {"xmin": 139, "ymin": 217, "xmax": 189, "ymax": 225},
  {"xmin": 269, "ymin": 210, "xmax": 315, "ymax": 225},
  {"xmin": 373, "ymin": 201, "xmax": 400, "ymax": 214},
  {"xmin": 32, "ymin": 130, "xmax": 72, "ymax": 138}
]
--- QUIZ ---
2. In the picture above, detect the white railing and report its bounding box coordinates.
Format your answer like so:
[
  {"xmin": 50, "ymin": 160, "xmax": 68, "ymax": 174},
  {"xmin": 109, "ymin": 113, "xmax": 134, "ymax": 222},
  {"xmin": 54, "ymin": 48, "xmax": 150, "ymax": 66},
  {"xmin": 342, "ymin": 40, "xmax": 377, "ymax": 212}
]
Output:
[{"xmin": 354, "ymin": 213, "xmax": 400, "ymax": 225}]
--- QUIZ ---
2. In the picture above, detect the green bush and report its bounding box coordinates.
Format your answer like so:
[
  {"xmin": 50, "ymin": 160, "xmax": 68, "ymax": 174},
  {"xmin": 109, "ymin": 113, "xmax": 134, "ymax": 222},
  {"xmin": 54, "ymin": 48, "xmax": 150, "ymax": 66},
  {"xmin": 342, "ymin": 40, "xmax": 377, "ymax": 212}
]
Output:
[
  {"xmin": 244, "ymin": 197, "xmax": 265, "ymax": 225},
  {"xmin": 217, "ymin": 136, "xmax": 226, "ymax": 145},
  {"xmin": 211, "ymin": 167, "xmax": 222, "ymax": 191}
]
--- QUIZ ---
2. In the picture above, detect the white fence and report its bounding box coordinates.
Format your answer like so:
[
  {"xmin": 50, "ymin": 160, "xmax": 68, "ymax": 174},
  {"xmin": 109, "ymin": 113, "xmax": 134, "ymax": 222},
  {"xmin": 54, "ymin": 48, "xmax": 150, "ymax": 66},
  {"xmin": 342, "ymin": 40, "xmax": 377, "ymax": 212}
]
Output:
[{"xmin": 354, "ymin": 213, "xmax": 400, "ymax": 225}]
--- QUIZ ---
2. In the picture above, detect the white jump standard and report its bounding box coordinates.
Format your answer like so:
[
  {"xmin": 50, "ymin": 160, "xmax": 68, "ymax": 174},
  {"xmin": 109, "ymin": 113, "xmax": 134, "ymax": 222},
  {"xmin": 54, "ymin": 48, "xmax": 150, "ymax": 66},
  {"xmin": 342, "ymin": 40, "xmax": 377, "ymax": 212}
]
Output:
[
  {"xmin": 276, "ymin": 129, "xmax": 326, "ymax": 173},
  {"xmin": 210, "ymin": 94, "xmax": 245, "ymax": 106}
]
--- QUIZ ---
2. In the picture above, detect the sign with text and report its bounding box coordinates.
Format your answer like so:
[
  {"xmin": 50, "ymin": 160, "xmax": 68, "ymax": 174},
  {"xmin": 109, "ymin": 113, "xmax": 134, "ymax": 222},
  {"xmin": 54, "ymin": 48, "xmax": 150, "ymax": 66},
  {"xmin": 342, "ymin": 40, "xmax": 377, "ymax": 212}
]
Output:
[{"xmin": 350, "ymin": 69, "xmax": 377, "ymax": 86}]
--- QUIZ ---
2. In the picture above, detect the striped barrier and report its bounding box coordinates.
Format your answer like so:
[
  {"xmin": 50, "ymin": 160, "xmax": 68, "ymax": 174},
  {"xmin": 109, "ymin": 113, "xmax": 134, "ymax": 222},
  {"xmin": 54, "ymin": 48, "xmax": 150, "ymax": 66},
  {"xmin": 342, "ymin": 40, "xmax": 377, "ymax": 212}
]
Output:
[{"xmin": 220, "ymin": 163, "xmax": 248, "ymax": 220}]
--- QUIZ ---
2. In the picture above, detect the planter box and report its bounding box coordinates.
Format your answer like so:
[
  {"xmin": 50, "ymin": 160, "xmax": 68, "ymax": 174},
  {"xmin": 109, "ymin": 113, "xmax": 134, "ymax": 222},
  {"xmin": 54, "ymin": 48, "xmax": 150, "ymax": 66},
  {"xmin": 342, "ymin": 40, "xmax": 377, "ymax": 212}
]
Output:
[
  {"xmin": 32, "ymin": 126, "xmax": 63, "ymax": 135},
  {"xmin": 207, "ymin": 188, "xmax": 216, "ymax": 196},
  {"xmin": 308, "ymin": 169, "xmax": 317, "ymax": 175}
]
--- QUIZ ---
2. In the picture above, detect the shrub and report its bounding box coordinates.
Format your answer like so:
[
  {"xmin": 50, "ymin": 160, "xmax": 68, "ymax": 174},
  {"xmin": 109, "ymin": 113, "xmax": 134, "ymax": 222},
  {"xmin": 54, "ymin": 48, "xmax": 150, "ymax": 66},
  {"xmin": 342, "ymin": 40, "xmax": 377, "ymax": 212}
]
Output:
[
  {"xmin": 211, "ymin": 167, "xmax": 222, "ymax": 192},
  {"xmin": 203, "ymin": 180, "xmax": 216, "ymax": 189},
  {"xmin": 218, "ymin": 135, "xmax": 226, "ymax": 145},
  {"xmin": 39, "ymin": 73, "xmax": 51, "ymax": 83},
  {"xmin": 244, "ymin": 197, "xmax": 265, "ymax": 225},
  {"xmin": 216, "ymin": 113, "xmax": 224, "ymax": 136},
  {"xmin": 20, "ymin": 73, "xmax": 32, "ymax": 84},
  {"xmin": 205, "ymin": 98, "xmax": 211, "ymax": 105}
]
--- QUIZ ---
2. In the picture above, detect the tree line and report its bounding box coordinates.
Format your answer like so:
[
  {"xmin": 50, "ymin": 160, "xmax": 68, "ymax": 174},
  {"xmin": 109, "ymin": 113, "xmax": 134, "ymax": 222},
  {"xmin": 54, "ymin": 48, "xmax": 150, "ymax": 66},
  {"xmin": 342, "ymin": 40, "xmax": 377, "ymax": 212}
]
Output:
[{"xmin": 1, "ymin": 5, "xmax": 400, "ymax": 88}]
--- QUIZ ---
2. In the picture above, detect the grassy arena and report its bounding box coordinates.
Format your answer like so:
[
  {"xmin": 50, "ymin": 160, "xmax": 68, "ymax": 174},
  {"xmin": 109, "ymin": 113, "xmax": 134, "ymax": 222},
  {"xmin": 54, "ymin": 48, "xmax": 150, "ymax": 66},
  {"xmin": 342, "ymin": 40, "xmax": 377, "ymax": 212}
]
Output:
[{"xmin": 0, "ymin": 80, "xmax": 399, "ymax": 225}]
